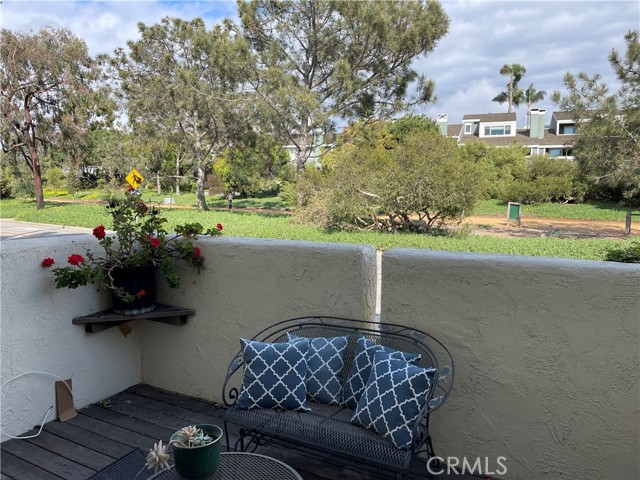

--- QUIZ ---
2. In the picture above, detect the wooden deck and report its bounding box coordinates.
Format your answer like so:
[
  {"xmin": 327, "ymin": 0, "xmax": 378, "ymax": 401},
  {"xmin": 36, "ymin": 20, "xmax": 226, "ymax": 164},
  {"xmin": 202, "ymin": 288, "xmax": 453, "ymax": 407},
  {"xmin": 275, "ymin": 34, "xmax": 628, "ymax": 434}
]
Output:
[{"xmin": 0, "ymin": 384, "xmax": 483, "ymax": 480}]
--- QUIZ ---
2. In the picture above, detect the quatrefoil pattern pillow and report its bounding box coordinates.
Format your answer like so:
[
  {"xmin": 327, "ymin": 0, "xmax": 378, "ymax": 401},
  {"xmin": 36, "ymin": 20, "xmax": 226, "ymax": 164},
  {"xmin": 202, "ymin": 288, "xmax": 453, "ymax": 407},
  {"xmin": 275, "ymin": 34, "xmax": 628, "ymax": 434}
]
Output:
[
  {"xmin": 288, "ymin": 333, "xmax": 349, "ymax": 405},
  {"xmin": 237, "ymin": 338, "xmax": 310, "ymax": 411},
  {"xmin": 351, "ymin": 350, "xmax": 436, "ymax": 449},
  {"xmin": 342, "ymin": 336, "xmax": 421, "ymax": 409}
]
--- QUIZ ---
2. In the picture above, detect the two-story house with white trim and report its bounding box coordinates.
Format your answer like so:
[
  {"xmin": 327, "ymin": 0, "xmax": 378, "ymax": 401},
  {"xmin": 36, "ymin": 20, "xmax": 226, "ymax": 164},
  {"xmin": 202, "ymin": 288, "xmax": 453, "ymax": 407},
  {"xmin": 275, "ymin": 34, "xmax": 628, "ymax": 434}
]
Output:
[{"xmin": 438, "ymin": 110, "xmax": 577, "ymax": 159}]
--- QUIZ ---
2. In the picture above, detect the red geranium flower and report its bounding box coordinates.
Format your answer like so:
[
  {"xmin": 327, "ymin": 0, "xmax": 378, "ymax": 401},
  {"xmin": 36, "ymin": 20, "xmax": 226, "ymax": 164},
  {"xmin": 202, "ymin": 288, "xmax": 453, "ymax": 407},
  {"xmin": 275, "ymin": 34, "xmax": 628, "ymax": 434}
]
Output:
[
  {"xmin": 138, "ymin": 289, "xmax": 146, "ymax": 297},
  {"xmin": 193, "ymin": 247, "xmax": 201, "ymax": 258},
  {"xmin": 216, "ymin": 223, "xmax": 223, "ymax": 231},
  {"xmin": 42, "ymin": 257, "xmax": 55, "ymax": 267},
  {"xmin": 67, "ymin": 254, "xmax": 85, "ymax": 266},
  {"xmin": 149, "ymin": 237, "xmax": 161, "ymax": 248},
  {"xmin": 93, "ymin": 225, "xmax": 106, "ymax": 239}
]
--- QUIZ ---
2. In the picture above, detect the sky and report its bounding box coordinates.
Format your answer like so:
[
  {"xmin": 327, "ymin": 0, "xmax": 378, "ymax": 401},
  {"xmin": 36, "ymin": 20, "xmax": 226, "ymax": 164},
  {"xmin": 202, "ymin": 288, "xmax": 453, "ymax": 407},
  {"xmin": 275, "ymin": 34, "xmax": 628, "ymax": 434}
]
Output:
[{"xmin": 2, "ymin": 0, "xmax": 639, "ymax": 128}]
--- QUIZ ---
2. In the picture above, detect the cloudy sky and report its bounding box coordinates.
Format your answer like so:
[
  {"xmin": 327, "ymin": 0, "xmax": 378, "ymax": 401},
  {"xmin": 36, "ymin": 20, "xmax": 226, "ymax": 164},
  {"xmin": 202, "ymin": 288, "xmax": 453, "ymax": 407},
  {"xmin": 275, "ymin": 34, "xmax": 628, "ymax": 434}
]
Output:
[{"xmin": 2, "ymin": 0, "xmax": 639, "ymax": 127}]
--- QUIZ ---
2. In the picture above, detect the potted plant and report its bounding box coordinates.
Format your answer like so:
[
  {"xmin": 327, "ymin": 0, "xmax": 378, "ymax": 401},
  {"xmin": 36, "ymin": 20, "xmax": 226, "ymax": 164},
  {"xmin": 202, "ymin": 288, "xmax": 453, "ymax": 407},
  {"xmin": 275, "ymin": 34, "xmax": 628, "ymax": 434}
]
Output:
[
  {"xmin": 41, "ymin": 188, "xmax": 223, "ymax": 315},
  {"xmin": 144, "ymin": 424, "xmax": 223, "ymax": 479}
]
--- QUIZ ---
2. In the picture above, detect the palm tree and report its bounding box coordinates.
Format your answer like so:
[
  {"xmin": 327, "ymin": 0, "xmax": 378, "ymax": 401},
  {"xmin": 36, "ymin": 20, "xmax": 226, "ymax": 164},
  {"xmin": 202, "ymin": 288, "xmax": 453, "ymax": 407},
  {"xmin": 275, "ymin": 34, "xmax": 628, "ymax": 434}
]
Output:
[
  {"xmin": 524, "ymin": 83, "xmax": 547, "ymax": 128},
  {"xmin": 492, "ymin": 64, "xmax": 527, "ymax": 113}
]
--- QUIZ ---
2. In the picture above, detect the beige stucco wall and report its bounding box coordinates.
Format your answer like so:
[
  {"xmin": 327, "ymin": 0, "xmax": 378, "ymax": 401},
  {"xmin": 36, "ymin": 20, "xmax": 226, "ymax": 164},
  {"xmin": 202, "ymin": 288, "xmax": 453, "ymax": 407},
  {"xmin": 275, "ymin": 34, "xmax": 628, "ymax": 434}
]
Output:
[
  {"xmin": 0, "ymin": 236, "xmax": 142, "ymax": 441},
  {"xmin": 140, "ymin": 237, "xmax": 377, "ymax": 402},
  {"xmin": 1, "ymin": 235, "xmax": 375, "ymax": 439},
  {"xmin": 381, "ymin": 249, "xmax": 640, "ymax": 480}
]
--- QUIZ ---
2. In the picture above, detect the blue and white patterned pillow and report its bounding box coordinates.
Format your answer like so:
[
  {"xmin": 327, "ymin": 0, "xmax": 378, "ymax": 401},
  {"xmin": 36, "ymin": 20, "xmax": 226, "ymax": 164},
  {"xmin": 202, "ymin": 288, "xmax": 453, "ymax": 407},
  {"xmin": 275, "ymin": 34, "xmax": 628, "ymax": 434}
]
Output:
[
  {"xmin": 342, "ymin": 335, "xmax": 421, "ymax": 409},
  {"xmin": 237, "ymin": 338, "xmax": 310, "ymax": 411},
  {"xmin": 351, "ymin": 350, "xmax": 437, "ymax": 449},
  {"xmin": 287, "ymin": 333, "xmax": 349, "ymax": 405}
]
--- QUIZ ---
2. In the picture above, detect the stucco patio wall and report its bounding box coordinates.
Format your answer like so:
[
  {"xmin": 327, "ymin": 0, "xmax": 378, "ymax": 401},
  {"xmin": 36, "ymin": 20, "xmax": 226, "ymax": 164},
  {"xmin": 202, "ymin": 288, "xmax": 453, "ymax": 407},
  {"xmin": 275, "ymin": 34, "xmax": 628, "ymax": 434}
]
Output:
[
  {"xmin": 139, "ymin": 237, "xmax": 377, "ymax": 402},
  {"xmin": 381, "ymin": 249, "xmax": 640, "ymax": 480},
  {"xmin": 0, "ymin": 235, "xmax": 375, "ymax": 440},
  {"xmin": 0, "ymin": 236, "xmax": 141, "ymax": 442}
]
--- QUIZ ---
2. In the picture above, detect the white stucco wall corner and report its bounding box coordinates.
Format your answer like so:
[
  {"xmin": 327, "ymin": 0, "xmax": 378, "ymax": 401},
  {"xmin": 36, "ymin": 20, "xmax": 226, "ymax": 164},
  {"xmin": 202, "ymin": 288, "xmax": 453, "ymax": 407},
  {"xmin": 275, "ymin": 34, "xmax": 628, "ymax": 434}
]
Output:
[{"xmin": 1, "ymin": 236, "xmax": 142, "ymax": 442}]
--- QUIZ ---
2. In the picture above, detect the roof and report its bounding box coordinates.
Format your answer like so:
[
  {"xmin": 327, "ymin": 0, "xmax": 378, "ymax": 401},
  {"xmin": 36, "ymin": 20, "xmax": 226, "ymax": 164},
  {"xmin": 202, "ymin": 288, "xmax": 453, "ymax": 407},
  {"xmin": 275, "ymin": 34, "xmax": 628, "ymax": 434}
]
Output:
[
  {"xmin": 459, "ymin": 128, "xmax": 576, "ymax": 147},
  {"xmin": 553, "ymin": 111, "xmax": 575, "ymax": 121},
  {"xmin": 447, "ymin": 124, "xmax": 463, "ymax": 137},
  {"xmin": 462, "ymin": 112, "xmax": 517, "ymax": 123}
]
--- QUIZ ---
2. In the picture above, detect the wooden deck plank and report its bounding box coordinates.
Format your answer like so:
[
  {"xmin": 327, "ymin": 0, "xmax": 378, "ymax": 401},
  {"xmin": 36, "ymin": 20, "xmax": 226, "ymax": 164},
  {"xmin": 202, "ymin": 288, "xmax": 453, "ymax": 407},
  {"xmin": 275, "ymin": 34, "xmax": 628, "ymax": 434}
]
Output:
[
  {"xmin": 24, "ymin": 429, "xmax": 113, "ymax": 471},
  {"xmin": 42, "ymin": 421, "xmax": 132, "ymax": 459},
  {"xmin": 107, "ymin": 392, "xmax": 224, "ymax": 428},
  {"xmin": 0, "ymin": 384, "xmax": 481, "ymax": 480},
  {"xmin": 80, "ymin": 405, "xmax": 176, "ymax": 441},
  {"xmin": 1, "ymin": 438, "xmax": 94, "ymax": 480},
  {"xmin": 127, "ymin": 384, "xmax": 223, "ymax": 412},
  {"xmin": 0, "ymin": 450, "xmax": 62, "ymax": 480},
  {"xmin": 65, "ymin": 414, "xmax": 158, "ymax": 451}
]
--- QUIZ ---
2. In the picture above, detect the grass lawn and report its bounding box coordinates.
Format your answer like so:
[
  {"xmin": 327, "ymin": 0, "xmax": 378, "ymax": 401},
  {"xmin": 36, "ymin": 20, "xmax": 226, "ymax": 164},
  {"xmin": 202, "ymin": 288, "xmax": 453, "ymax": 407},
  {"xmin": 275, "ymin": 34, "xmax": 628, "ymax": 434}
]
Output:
[
  {"xmin": 1, "ymin": 198, "xmax": 633, "ymax": 262},
  {"xmin": 41, "ymin": 189, "xmax": 294, "ymax": 211}
]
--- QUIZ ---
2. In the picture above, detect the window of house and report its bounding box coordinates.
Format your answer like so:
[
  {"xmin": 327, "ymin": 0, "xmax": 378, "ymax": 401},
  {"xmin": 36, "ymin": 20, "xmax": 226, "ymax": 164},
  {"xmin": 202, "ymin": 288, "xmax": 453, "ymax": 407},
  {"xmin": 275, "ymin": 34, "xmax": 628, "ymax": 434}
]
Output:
[
  {"xmin": 559, "ymin": 124, "xmax": 576, "ymax": 134},
  {"xmin": 464, "ymin": 123, "xmax": 471, "ymax": 134},
  {"xmin": 483, "ymin": 124, "xmax": 512, "ymax": 136},
  {"xmin": 548, "ymin": 148, "xmax": 563, "ymax": 156}
]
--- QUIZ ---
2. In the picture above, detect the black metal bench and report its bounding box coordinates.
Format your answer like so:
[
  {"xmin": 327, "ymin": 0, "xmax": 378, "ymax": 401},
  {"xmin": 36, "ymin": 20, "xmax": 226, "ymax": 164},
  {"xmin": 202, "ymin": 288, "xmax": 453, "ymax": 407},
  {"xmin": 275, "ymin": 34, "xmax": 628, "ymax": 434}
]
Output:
[{"xmin": 222, "ymin": 316, "xmax": 454, "ymax": 479}]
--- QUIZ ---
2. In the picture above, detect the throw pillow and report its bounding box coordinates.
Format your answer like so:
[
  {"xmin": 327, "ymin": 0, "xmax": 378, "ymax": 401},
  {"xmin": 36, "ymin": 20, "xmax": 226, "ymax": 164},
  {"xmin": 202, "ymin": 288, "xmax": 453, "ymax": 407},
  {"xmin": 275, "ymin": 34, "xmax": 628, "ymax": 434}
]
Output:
[
  {"xmin": 351, "ymin": 350, "xmax": 437, "ymax": 450},
  {"xmin": 288, "ymin": 333, "xmax": 349, "ymax": 405},
  {"xmin": 237, "ymin": 338, "xmax": 310, "ymax": 411},
  {"xmin": 342, "ymin": 335, "xmax": 421, "ymax": 409}
]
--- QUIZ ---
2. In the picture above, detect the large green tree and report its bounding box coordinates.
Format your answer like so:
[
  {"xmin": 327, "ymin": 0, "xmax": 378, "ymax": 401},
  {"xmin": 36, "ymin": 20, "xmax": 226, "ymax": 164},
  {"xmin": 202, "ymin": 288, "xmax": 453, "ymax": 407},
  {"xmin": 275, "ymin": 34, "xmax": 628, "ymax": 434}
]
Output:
[
  {"xmin": 492, "ymin": 64, "xmax": 527, "ymax": 113},
  {"xmin": 552, "ymin": 30, "xmax": 640, "ymax": 204},
  {"xmin": 214, "ymin": 133, "xmax": 291, "ymax": 196},
  {"xmin": 235, "ymin": 0, "xmax": 449, "ymax": 176},
  {"xmin": 299, "ymin": 118, "xmax": 483, "ymax": 231},
  {"xmin": 1, "ymin": 27, "xmax": 108, "ymax": 209},
  {"xmin": 112, "ymin": 17, "xmax": 252, "ymax": 210}
]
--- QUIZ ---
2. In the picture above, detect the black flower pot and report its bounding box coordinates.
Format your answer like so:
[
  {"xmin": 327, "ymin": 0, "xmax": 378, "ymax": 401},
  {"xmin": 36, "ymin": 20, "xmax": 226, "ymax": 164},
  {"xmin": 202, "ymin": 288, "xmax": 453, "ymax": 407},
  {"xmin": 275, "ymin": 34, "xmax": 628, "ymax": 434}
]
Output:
[{"xmin": 111, "ymin": 265, "xmax": 156, "ymax": 315}]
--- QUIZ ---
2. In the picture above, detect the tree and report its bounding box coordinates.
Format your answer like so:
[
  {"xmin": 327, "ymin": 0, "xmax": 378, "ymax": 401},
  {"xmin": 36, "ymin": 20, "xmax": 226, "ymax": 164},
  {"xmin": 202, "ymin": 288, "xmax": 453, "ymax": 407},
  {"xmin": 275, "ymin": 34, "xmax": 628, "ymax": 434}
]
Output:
[
  {"xmin": 492, "ymin": 64, "xmax": 527, "ymax": 113},
  {"xmin": 112, "ymin": 17, "xmax": 252, "ymax": 210},
  {"xmin": 235, "ymin": 0, "xmax": 450, "ymax": 177},
  {"xmin": 552, "ymin": 31, "xmax": 640, "ymax": 204},
  {"xmin": 214, "ymin": 133, "xmax": 291, "ymax": 196},
  {"xmin": 298, "ymin": 119, "xmax": 483, "ymax": 231},
  {"xmin": 86, "ymin": 129, "xmax": 137, "ymax": 187},
  {"xmin": 524, "ymin": 83, "xmax": 546, "ymax": 128},
  {"xmin": 1, "ymin": 27, "xmax": 108, "ymax": 209}
]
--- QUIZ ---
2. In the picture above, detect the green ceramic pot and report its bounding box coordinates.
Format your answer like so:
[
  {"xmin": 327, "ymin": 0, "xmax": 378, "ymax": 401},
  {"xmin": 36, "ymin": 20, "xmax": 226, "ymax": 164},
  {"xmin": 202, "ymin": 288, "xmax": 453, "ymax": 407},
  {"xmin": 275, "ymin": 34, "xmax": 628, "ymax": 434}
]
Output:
[{"xmin": 170, "ymin": 424, "xmax": 223, "ymax": 480}]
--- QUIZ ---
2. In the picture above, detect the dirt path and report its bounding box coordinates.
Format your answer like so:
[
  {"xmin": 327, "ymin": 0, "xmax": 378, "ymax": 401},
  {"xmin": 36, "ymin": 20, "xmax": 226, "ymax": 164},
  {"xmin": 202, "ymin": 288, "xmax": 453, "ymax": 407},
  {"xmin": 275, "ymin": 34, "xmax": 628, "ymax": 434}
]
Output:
[{"xmin": 464, "ymin": 214, "xmax": 638, "ymax": 239}]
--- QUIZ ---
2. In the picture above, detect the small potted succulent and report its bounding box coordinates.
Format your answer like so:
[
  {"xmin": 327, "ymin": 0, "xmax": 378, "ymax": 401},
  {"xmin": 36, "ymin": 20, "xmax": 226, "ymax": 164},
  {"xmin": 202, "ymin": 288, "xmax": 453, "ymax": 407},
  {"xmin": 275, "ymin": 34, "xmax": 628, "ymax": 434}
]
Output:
[
  {"xmin": 41, "ymin": 188, "xmax": 223, "ymax": 315},
  {"xmin": 144, "ymin": 424, "xmax": 223, "ymax": 479}
]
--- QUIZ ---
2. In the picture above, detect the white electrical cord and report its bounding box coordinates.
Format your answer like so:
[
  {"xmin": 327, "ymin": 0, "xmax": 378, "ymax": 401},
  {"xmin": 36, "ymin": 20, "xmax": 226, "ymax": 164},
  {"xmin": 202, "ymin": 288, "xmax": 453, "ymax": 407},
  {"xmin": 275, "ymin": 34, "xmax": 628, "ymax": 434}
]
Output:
[{"xmin": 1, "ymin": 371, "xmax": 75, "ymax": 439}]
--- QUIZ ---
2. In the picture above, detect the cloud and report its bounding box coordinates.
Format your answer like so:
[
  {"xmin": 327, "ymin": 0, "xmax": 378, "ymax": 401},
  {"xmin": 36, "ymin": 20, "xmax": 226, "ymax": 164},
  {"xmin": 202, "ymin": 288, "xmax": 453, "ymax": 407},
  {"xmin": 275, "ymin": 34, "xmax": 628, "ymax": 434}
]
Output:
[
  {"xmin": 416, "ymin": 0, "xmax": 639, "ymax": 123},
  {"xmin": 2, "ymin": 0, "xmax": 237, "ymax": 56},
  {"xmin": 2, "ymin": 0, "xmax": 638, "ymax": 127}
]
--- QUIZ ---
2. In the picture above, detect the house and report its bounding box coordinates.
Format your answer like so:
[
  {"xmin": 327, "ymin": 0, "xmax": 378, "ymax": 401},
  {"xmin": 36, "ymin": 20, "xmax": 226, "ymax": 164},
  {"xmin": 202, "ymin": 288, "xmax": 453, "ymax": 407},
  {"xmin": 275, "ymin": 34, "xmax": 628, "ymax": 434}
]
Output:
[
  {"xmin": 283, "ymin": 129, "xmax": 336, "ymax": 167},
  {"xmin": 437, "ymin": 110, "xmax": 576, "ymax": 159}
]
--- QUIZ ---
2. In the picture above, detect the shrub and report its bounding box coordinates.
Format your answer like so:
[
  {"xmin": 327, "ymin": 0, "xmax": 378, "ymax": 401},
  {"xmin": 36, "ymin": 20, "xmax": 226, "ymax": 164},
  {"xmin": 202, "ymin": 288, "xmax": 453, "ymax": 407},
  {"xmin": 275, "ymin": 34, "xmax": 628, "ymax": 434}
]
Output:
[
  {"xmin": 299, "ymin": 125, "xmax": 484, "ymax": 232},
  {"xmin": 499, "ymin": 156, "xmax": 585, "ymax": 204},
  {"xmin": 604, "ymin": 241, "xmax": 640, "ymax": 263}
]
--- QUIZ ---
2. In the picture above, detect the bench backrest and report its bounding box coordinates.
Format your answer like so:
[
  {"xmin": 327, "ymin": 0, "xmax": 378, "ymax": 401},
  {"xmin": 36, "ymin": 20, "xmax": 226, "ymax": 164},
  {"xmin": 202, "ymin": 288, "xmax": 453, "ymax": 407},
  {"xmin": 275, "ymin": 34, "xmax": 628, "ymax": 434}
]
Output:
[{"xmin": 222, "ymin": 316, "xmax": 454, "ymax": 414}]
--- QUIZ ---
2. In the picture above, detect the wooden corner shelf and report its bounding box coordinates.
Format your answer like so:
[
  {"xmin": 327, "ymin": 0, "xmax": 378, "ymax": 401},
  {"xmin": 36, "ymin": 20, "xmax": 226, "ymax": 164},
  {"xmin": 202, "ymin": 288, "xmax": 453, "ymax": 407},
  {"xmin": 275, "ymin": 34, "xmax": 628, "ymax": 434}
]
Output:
[{"xmin": 72, "ymin": 304, "xmax": 195, "ymax": 333}]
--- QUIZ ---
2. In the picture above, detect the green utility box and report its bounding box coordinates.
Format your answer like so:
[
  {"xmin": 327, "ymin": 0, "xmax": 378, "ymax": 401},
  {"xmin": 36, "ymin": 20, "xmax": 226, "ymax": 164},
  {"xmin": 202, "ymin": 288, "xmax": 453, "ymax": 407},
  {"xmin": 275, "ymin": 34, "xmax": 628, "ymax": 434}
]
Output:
[{"xmin": 507, "ymin": 202, "xmax": 522, "ymax": 225}]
